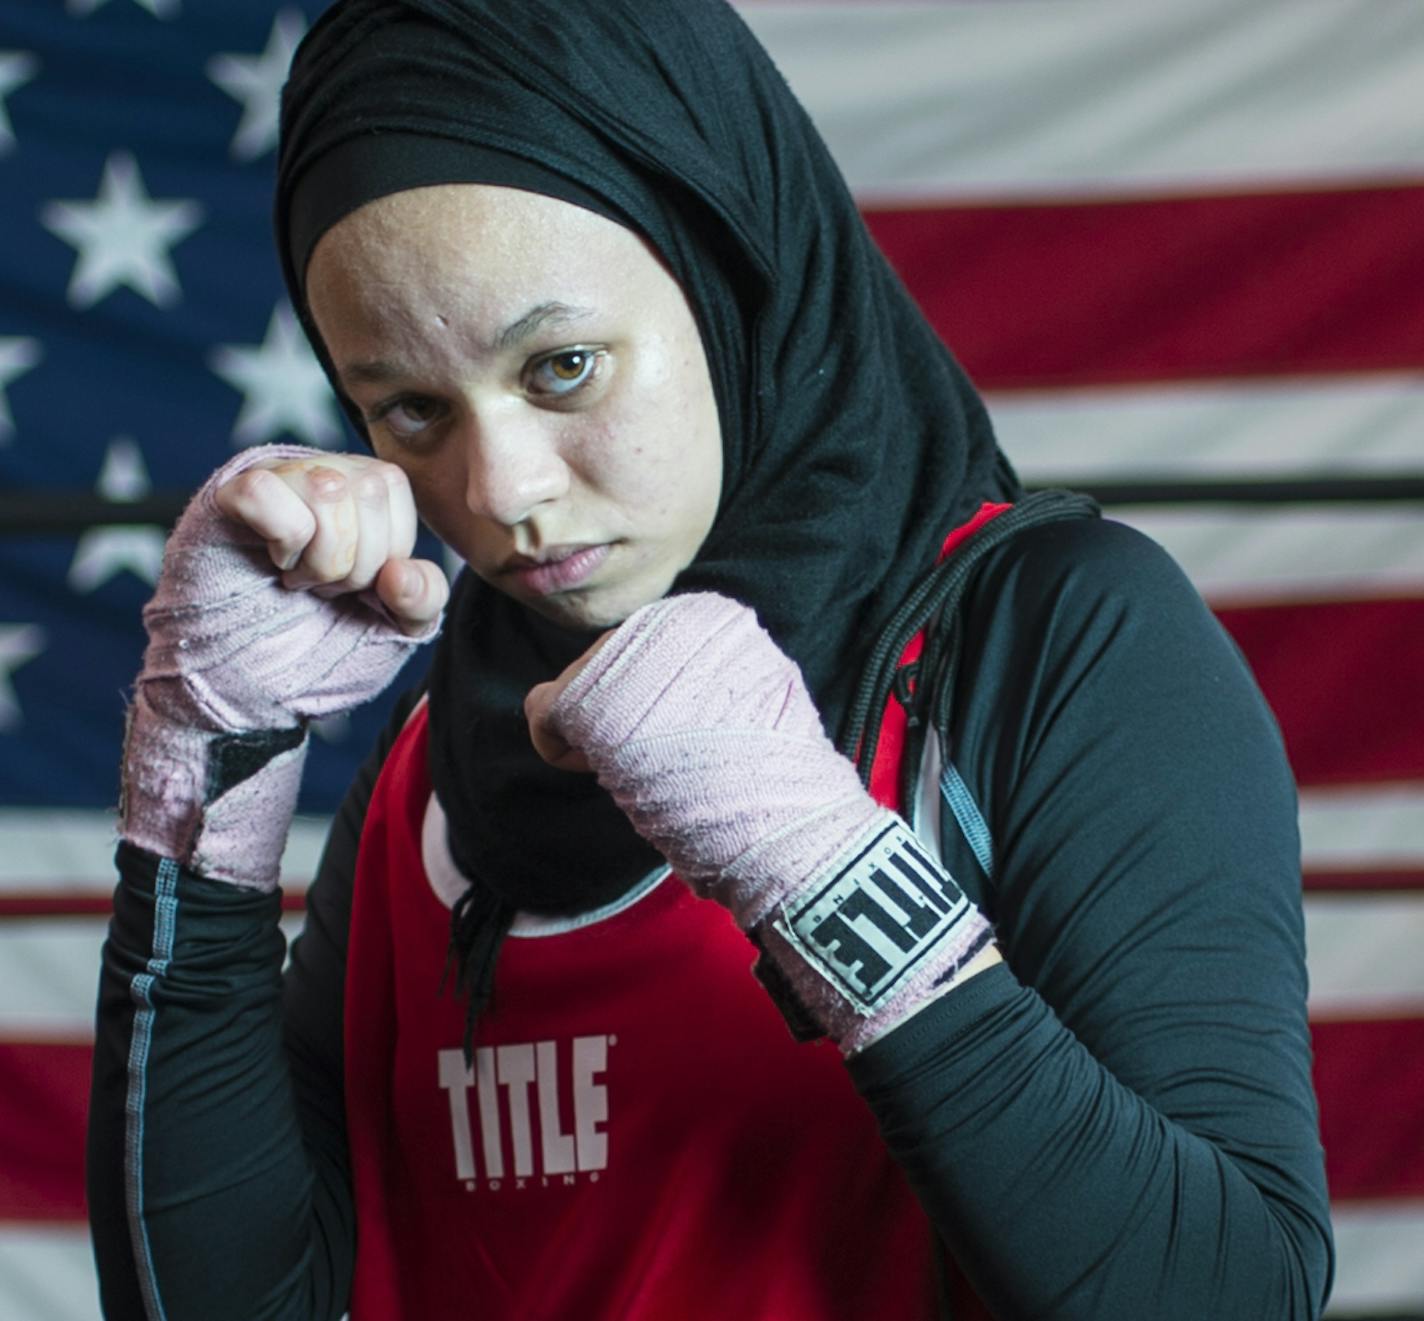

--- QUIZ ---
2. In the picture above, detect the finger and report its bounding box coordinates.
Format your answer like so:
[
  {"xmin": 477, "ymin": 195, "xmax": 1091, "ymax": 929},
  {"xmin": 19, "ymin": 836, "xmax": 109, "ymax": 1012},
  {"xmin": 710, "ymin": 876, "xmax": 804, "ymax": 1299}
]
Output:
[
  {"xmin": 373, "ymin": 557, "xmax": 449, "ymax": 637},
  {"xmin": 382, "ymin": 463, "xmax": 419, "ymax": 560},
  {"xmin": 214, "ymin": 465, "xmax": 318, "ymax": 571},
  {"xmin": 281, "ymin": 464, "xmax": 361, "ymax": 587},
  {"xmin": 331, "ymin": 467, "xmax": 393, "ymax": 594},
  {"xmin": 524, "ymin": 680, "xmax": 593, "ymax": 772}
]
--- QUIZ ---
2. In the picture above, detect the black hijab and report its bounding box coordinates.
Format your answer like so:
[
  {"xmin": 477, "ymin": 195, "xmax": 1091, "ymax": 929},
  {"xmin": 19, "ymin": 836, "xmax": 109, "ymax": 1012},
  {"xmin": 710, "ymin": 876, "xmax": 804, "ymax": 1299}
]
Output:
[{"xmin": 276, "ymin": 0, "xmax": 1021, "ymax": 1022}]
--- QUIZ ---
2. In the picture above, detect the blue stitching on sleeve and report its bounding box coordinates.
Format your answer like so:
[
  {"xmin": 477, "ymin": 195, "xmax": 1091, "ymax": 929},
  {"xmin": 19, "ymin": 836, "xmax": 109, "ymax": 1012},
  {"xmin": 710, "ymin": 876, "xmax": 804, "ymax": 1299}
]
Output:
[
  {"xmin": 940, "ymin": 761, "xmax": 994, "ymax": 880},
  {"xmin": 124, "ymin": 856, "xmax": 179, "ymax": 1321}
]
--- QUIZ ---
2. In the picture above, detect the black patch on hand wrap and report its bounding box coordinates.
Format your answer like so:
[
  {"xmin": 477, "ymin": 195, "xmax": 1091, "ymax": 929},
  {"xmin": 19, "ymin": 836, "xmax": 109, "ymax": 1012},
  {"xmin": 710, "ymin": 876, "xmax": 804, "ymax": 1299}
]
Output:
[{"xmin": 205, "ymin": 727, "xmax": 306, "ymax": 802}]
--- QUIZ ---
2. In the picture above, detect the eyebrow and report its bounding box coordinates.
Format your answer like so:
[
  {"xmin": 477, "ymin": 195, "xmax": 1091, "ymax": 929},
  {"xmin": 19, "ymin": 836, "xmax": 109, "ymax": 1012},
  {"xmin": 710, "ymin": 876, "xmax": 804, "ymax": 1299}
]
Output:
[
  {"xmin": 495, "ymin": 300, "xmax": 595, "ymax": 351},
  {"xmin": 336, "ymin": 300, "xmax": 596, "ymax": 389}
]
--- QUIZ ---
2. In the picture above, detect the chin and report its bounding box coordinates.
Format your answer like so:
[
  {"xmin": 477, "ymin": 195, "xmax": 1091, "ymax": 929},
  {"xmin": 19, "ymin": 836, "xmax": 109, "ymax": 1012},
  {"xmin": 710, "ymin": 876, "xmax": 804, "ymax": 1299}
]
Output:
[
  {"xmin": 523, "ymin": 577, "xmax": 670, "ymax": 634},
  {"xmin": 521, "ymin": 590, "xmax": 636, "ymax": 634}
]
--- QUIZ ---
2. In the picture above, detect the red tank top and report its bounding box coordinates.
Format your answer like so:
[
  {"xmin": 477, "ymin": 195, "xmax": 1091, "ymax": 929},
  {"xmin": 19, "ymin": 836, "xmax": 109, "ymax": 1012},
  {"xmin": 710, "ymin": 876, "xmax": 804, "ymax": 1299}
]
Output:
[{"xmin": 342, "ymin": 505, "xmax": 1008, "ymax": 1319}]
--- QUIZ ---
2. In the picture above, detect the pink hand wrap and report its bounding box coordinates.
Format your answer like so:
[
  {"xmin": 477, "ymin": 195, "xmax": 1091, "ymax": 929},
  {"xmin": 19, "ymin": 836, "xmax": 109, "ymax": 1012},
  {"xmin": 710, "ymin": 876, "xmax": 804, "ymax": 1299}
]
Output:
[
  {"xmin": 549, "ymin": 593, "xmax": 994, "ymax": 1053},
  {"xmin": 120, "ymin": 445, "xmax": 438, "ymax": 891}
]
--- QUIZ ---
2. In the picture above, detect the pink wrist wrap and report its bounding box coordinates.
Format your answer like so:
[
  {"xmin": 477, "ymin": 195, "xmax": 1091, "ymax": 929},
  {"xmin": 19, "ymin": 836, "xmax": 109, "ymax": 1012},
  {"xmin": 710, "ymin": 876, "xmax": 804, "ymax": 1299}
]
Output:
[
  {"xmin": 548, "ymin": 593, "xmax": 994, "ymax": 1053},
  {"xmin": 120, "ymin": 445, "xmax": 438, "ymax": 891}
]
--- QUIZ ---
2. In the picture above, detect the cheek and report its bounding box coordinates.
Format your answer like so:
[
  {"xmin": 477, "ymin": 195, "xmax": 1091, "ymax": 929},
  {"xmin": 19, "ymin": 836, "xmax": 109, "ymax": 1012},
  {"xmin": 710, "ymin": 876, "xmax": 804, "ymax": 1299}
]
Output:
[
  {"xmin": 588, "ymin": 414, "xmax": 702, "ymax": 525},
  {"xmin": 576, "ymin": 419, "xmax": 657, "ymax": 516},
  {"xmin": 599, "ymin": 357, "xmax": 721, "ymax": 520},
  {"xmin": 664, "ymin": 375, "xmax": 724, "ymax": 538}
]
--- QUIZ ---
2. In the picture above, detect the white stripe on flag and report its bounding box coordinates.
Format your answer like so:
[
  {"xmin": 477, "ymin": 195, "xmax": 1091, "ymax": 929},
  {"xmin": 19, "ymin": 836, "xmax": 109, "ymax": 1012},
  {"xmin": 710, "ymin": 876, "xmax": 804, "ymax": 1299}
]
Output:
[
  {"xmin": 0, "ymin": 1226, "xmax": 100, "ymax": 1321},
  {"xmin": 3, "ymin": 787, "xmax": 1423, "ymax": 893},
  {"xmin": 1300, "ymin": 784, "xmax": 1424, "ymax": 868},
  {"xmin": 0, "ymin": 809, "xmax": 331, "ymax": 893},
  {"xmin": 0, "ymin": 915, "xmax": 306, "ymax": 1039},
  {"xmin": 743, "ymin": 0, "xmax": 1424, "ymax": 201},
  {"xmin": 0, "ymin": 919, "xmax": 102, "ymax": 1040},
  {"xmin": 1307, "ymin": 895, "xmax": 1424, "ymax": 1019},
  {"xmin": 1327, "ymin": 1199, "xmax": 1424, "ymax": 1315},
  {"xmin": 987, "ymin": 375, "xmax": 1424, "ymax": 484},
  {"xmin": 0, "ymin": 811, "xmax": 118, "ymax": 893},
  {"xmin": 2, "ymin": 894, "xmax": 1420, "ymax": 1038},
  {"xmin": 1109, "ymin": 507, "xmax": 1424, "ymax": 604}
]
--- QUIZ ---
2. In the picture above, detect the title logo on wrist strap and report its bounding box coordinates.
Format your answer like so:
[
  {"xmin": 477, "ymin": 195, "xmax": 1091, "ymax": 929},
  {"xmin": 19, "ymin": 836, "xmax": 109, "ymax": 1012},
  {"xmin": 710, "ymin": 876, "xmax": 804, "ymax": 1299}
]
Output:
[{"xmin": 772, "ymin": 817, "xmax": 974, "ymax": 1014}]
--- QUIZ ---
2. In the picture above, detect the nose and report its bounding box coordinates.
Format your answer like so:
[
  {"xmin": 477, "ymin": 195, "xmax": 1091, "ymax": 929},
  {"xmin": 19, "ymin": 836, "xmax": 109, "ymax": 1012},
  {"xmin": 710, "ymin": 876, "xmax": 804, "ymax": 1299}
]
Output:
[{"xmin": 460, "ymin": 409, "xmax": 569, "ymax": 527}]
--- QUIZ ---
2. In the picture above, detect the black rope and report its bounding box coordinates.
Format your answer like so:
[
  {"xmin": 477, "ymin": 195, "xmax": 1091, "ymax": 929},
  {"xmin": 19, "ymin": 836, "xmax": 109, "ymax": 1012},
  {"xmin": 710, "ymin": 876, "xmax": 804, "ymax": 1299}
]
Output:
[
  {"xmin": 442, "ymin": 884, "xmax": 517, "ymax": 1066},
  {"xmin": 838, "ymin": 490, "xmax": 1100, "ymax": 795}
]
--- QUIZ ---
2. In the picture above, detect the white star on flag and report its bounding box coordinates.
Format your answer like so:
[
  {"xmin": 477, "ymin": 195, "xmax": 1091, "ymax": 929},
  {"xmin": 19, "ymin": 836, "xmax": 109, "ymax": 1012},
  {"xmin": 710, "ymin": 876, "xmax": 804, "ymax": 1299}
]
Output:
[
  {"xmin": 41, "ymin": 150, "xmax": 203, "ymax": 309},
  {"xmin": 208, "ymin": 10, "xmax": 307, "ymax": 161},
  {"xmin": 67, "ymin": 0, "xmax": 179, "ymax": 19},
  {"xmin": 0, "ymin": 624, "xmax": 46, "ymax": 732},
  {"xmin": 0, "ymin": 51, "xmax": 38, "ymax": 156},
  {"xmin": 0, "ymin": 337, "xmax": 41, "ymax": 443},
  {"xmin": 210, "ymin": 302, "xmax": 344, "ymax": 449},
  {"xmin": 68, "ymin": 437, "xmax": 167, "ymax": 593}
]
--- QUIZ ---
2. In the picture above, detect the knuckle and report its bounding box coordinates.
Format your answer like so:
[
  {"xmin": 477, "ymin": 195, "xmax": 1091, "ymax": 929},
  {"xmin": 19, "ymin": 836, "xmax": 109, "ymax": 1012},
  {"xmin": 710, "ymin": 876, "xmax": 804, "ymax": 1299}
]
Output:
[
  {"xmin": 232, "ymin": 466, "xmax": 274, "ymax": 504},
  {"xmin": 353, "ymin": 470, "xmax": 389, "ymax": 504},
  {"xmin": 379, "ymin": 461, "xmax": 411, "ymax": 492},
  {"xmin": 309, "ymin": 473, "xmax": 350, "ymax": 503}
]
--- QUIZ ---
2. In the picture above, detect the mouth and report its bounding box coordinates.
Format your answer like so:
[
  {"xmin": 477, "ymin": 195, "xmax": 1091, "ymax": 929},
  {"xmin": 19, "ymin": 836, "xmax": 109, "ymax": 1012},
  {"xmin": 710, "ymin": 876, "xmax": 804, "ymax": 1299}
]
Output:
[{"xmin": 499, "ymin": 543, "xmax": 613, "ymax": 596}]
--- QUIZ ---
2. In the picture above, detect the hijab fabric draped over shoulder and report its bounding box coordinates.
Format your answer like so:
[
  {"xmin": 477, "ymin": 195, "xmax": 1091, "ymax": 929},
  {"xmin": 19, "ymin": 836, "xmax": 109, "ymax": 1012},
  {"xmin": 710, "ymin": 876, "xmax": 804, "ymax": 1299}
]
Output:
[{"xmin": 275, "ymin": 0, "xmax": 1019, "ymax": 996}]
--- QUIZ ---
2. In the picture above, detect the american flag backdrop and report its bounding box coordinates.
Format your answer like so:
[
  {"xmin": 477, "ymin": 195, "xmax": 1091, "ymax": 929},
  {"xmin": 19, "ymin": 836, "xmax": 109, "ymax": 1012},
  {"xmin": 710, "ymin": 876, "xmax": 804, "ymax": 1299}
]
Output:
[{"xmin": 1, "ymin": 1, "xmax": 1421, "ymax": 1316}]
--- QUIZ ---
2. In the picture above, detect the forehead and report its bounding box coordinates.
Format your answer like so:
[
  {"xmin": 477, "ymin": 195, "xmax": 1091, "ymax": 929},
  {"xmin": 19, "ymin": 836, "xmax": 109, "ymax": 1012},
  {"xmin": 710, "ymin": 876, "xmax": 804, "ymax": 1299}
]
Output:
[{"xmin": 305, "ymin": 183, "xmax": 647, "ymax": 313}]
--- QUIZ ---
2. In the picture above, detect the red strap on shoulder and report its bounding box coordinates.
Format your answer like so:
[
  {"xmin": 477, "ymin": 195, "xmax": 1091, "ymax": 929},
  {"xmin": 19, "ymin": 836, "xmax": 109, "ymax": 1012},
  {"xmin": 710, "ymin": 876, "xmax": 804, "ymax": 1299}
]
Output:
[{"xmin": 866, "ymin": 502, "xmax": 1012, "ymax": 813}]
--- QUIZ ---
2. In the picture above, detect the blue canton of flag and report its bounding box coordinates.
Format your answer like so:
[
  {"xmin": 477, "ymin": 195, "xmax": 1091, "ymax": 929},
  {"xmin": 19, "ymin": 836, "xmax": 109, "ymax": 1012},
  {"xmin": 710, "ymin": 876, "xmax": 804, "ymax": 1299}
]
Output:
[{"xmin": 0, "ymin": 0, "xmax": 430, "ymax": 812}]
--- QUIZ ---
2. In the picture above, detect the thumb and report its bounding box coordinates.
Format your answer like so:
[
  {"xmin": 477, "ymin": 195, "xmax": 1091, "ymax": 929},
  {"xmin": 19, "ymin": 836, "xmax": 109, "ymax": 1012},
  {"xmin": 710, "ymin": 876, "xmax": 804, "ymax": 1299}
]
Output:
[
  {"xmin": 524, "ymin": 628, "xmax": 617, "ymax": 771},
  {"xmin": 373, "ymin": 557, "xmax": 448, "ymax": 637},
  {"xmin": 525, "ymin": 678, "xmax": 593, "ymax": 772}
]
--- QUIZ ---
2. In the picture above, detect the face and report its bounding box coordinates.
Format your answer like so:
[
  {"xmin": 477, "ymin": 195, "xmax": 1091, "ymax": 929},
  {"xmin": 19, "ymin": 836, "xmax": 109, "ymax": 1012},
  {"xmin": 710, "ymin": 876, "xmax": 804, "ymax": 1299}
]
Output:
[{"xmin": 305, "ymin": 183, "xmax": 724, "ymax": 631}]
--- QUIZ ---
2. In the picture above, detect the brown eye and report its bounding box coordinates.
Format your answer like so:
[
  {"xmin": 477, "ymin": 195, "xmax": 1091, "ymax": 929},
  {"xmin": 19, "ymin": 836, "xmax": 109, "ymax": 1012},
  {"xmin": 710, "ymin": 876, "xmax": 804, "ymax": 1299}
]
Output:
[
  {"xmin": 529, "ymin": 347, "xmax": 603, "ymax": 397},
  {"xmin": 550, "ymin": 351, "xmax": 588, "ymax": 380}
]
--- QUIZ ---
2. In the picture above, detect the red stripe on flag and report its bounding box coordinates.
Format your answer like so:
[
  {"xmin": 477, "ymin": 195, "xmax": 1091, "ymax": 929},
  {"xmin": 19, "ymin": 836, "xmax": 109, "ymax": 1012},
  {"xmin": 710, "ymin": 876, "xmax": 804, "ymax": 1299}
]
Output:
[
  {"xmin": 1212, "ymin": 597, "xmax": 1424, "ymax": 787},
  {"xmin": 0, "ymin": 1041, "xmax": 89, "ymax": 1221},
  {"xmin": 1313, "ymin": 1017, "xmax": 1424, "ymax": 1200},
  {"xmin": 1303, "ymin": 869, "xmax": 1424, "ymax": 895},
  {"xmin": 0, "ymin": 898, "xmax": 116, "ymax": 918},
  {"xmin": 864, "ymin": 185, "xmax": 1424, "ymax": 389}
]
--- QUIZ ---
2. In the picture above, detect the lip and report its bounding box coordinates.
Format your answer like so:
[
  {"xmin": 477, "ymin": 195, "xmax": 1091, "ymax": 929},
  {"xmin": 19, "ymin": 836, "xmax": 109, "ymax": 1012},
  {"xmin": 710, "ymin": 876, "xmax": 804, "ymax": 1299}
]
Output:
[{"xmin": 501, "ymin": 543, "xmax": 612, "ymax": 596}]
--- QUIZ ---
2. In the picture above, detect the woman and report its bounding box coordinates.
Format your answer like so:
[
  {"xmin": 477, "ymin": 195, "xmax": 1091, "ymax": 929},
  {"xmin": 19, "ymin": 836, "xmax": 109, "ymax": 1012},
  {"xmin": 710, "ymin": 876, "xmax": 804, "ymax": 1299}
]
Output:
[{"xmin": 88, "ymin": 1, "xmax": 1334, "ymax": 1317}]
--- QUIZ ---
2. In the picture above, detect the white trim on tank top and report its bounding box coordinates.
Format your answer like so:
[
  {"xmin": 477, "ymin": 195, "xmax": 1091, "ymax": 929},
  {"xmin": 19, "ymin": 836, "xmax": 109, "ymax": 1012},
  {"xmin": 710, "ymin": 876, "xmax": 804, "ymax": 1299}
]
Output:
[{"xmin": 420, "ymin": 789, "xmax": 670, "ymax": 938}]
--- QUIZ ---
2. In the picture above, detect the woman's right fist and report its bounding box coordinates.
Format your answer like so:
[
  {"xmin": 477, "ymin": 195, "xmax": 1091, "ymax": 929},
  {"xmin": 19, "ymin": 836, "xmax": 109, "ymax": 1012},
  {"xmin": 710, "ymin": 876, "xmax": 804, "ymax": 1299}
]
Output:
[
  {"xmin": 138, "ymin": 444, "xmax": 445, "ymax": 735},
  {"xmin": 214, "ymin": 451, "xmax": 447, "ymax": 638},
  {"xmin": 119, "ymin": 445, "xmax": 447, "ymax": 888}
]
